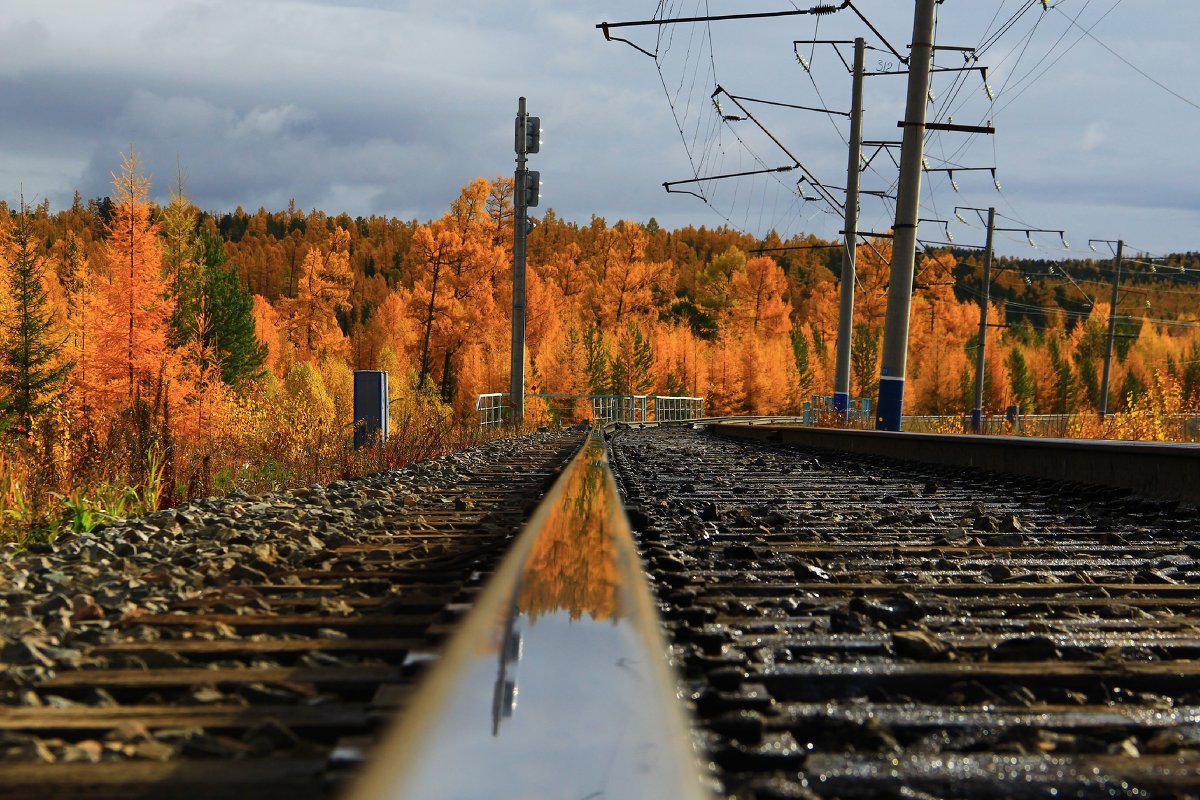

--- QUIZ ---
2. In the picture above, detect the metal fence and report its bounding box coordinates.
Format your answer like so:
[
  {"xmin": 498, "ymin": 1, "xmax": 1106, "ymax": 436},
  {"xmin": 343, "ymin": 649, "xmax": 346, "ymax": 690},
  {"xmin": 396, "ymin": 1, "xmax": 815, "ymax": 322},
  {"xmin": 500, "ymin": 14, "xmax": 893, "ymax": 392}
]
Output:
[
  {"xmin": 475, "ymin": 393, "xmax": 704, "ymax": 427},
  {"xmin": 802, "ymin": 396, "xmax": 875, "ymax": 429}
]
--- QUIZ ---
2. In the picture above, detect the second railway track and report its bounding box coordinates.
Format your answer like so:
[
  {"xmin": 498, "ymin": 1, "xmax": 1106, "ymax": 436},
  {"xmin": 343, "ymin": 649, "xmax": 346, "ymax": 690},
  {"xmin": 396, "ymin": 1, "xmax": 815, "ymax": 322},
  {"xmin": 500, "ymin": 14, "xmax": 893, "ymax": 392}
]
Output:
[{"xmin": 609, "ymin": 424, "xmax": 1200, "ymax": 799}]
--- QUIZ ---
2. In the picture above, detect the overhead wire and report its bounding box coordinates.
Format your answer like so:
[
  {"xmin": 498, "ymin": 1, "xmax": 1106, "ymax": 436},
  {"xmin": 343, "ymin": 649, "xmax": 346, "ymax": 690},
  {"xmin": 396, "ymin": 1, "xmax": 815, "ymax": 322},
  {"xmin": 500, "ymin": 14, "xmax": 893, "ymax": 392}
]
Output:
[
  {"xmin": 620, "ymin": 0, "xmax": 1194, "ymax": 330},
  {"xmin": 1051, "ymin": 5, "xmax": 1200, "ymax": 113}
]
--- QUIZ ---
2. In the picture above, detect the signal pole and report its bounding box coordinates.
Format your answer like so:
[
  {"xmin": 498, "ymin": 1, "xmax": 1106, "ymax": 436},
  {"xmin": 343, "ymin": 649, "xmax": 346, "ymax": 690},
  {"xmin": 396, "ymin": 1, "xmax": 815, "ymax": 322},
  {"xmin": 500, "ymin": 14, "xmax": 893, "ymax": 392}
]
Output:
[
  {"xmin": 1098, "ymin": 239, "xmax": 1124, "ymax": 420},
  {"xmin": 970, "ymin": 207, "xmax": 996, "ymax": 433},
  {"xmin": 876, "ymin": 0, "xmax": 937, "ymax": 431},
  {"xmin": 832, "ymin": 37, "xmax": 866, "ymax": 419},
  {"xmin": 511, "ymin": 98, "xmax": 540, "ymax": 426}
]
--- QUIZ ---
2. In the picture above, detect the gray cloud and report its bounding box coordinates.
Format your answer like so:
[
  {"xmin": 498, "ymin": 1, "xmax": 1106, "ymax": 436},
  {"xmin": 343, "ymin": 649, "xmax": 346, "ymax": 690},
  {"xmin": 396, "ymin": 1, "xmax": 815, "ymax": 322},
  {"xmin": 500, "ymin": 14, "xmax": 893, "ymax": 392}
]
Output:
[{"xmin": 0, "ymin": 2, "xmax": 1194, "ymax": 259}]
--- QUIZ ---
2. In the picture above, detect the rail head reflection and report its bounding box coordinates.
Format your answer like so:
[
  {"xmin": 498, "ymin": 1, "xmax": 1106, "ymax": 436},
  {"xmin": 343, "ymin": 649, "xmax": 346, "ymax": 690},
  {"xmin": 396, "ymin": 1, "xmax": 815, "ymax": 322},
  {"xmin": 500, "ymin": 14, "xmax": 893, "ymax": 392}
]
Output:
[{"xmin": 346, "ymin": 434, "xmax": 710, "ymax": 800}]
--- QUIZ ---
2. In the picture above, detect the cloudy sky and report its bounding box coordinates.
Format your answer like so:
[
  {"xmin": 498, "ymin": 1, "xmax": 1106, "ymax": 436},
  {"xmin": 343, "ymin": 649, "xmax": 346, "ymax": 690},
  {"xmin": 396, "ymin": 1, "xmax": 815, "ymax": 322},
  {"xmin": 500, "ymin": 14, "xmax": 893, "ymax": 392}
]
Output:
[{"xmin": 0, "ymin": 1, "xmax": 1195, "ymax": 258}]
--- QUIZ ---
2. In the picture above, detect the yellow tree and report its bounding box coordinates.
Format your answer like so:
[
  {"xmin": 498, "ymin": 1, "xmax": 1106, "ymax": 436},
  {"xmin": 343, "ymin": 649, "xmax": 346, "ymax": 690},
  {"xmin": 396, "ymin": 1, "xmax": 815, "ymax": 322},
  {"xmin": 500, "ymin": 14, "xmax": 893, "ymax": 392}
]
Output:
[
  {"xmin": 730, "ymin": 255, "xmax": 791, "ymax": 336},
  {"xmin": 92, "ymin": 148, "xmax": 176, "ymax": 412},
  {"xmin": 278, "ymin": 226, "xmax": 353, "ymax": 363},
  {"xmin": 407, "ymin": 180, "xmax": 504, "ymax": 399},
  {"xmin": 588, "ymin": 221, "xmax": 668, "ymax": 332},
  {"xmin": 908, "ymin": 251, "xmax": 974, "ymax": 414}
]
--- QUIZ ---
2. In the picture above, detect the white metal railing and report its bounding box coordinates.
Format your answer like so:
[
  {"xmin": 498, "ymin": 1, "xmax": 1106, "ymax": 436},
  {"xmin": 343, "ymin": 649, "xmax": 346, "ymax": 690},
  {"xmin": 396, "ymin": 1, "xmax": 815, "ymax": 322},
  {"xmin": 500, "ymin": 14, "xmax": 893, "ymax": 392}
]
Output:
[
  {"xmin": 475, "ymin": 393, "xmax": 704, "ymax": 427},
  {"xmin": 475, "ymin": 393, "xmax": 508, "ymax": 427},
  {"xmin": 653, "ymin": 395, "xmax": 705, "ymax": 422}
]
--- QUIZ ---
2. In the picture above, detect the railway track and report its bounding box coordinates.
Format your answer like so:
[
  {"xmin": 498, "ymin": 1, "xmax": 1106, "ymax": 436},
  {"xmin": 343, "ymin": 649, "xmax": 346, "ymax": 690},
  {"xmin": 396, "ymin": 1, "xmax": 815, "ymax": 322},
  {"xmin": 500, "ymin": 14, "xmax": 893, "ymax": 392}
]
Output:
[
  {"xmin": 608, "ymin": 424, "xmax": 1200, "ymax": 799},
  {"xmin": 6, "ymin": 420, "xmax": 1200, "ymax": 798},
  {"xmin": 0, "ymin": 430, "xmax": 585, "ymax": 799}
]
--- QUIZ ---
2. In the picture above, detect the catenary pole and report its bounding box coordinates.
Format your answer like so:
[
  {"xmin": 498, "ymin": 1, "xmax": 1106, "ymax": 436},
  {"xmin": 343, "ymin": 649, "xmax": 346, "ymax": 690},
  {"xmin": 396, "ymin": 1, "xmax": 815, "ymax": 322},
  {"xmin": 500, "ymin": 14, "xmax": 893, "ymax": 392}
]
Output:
[
  {"xmin": 970, "ymin": 207, "xmax": 996, "ymax": 433},
  {"xmin": 832, "ymin": 37, "xmax": 866, "ymax": 419},
  {"xmin": 875, "ymin": 0, "xmax": 937, "ymax": 431},
  {"xmin": 510, "ymin": 97, "xmax": 529, "ymax": 426},
  {"xmin": 1098, "ymin": 239, "xmax": 1124, "ymax": 420}
]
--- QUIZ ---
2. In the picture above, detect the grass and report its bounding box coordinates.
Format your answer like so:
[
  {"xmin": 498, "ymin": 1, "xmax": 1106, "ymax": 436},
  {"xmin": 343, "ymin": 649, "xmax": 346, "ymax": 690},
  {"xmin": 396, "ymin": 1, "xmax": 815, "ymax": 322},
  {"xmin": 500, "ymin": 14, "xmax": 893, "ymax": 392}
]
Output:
[{"xmin": 0, "ymin": 400, "xmax": 519, "ymax": 547}]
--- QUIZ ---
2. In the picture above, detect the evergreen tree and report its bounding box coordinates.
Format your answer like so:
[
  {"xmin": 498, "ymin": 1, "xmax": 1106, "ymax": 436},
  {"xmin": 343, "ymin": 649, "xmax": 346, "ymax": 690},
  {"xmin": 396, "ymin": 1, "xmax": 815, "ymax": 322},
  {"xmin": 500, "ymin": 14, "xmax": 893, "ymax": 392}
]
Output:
[
  {"xmin": 791, "ymin": 326, "xmax": 813, "ymax": 400},
  {"xmin": 1047, "ymin": 338, "xmax": 1078, "ymax": 414},
  {"xmin": 850, "ymin": 323, "xmax": 880, "ymax": 399},
  {"xmin": 171, "ymin": 229, "xmax": 267, "ymax": 387},
  {"xmin": 0, "ymin": 204, "xmax": 73, "ymax": 434},
  {"xmin": 583, "ymin": 323, "xmax": 609, "ymax": 394},
  {"xmin": 1118, "ymin": 369, "xmax": 1147, "ymax": 411},
  {"xmin": 1182, "ymin": 341, "xmax": 1200, "ymax": 407},
  {"xmin": 1007, "ymin": 347, "xmax": 1037, "ymax": 413},
  {"xmin": 1075, "ymin": 354, "xmax": 1100, "ymax": 410},
  {"xmin": 608, "ymin": 322, "xmax": 655, "ymax": 397}
]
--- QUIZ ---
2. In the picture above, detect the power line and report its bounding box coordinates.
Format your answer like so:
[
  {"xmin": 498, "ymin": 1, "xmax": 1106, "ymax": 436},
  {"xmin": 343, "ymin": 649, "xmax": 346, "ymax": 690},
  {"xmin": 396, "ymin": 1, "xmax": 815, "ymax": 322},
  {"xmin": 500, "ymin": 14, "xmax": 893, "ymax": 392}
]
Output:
[{"xmin": 1052, "ymin": 4, "xmax": 1200, "ymax": 113}]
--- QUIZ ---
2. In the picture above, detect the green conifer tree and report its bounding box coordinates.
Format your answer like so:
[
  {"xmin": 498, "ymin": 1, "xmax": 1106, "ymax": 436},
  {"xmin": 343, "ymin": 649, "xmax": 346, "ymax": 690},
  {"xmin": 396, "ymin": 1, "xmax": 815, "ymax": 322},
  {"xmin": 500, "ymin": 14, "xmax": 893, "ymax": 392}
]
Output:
[
  {"xmin": 171, "ymin": 229, "xmax": 267, "ymax": 388},
  {"xmin": 1047, "ymin": 338, "xmax": 1078, "ymax": 414},
  {"xmin": 791, "ymin": 326, "xmax": 813, "ymax": 400},
  {"xmin": 0, "ymin": 204, "xmax": 73, "ymax": 434},
  {"xmin": 1007, "ymin": 346, "xmax": 1037, "ymax": 414}
]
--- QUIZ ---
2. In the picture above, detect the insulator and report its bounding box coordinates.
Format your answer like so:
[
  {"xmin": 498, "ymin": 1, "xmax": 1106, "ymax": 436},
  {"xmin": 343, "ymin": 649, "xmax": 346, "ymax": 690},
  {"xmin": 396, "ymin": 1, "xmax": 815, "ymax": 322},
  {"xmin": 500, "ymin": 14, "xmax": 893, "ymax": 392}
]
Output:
[
  {"xmin": 954, "ymin": 210, "xmax": 968, "ymax": 224},
  {"xmin": 984, "ymin": 84, "xmax": 995, "ymax": 101},
  {"xmin": 795, "ymin": 52, "xmax": 811, "ymax": 72},
  {"xmin": 946, "ymin": 229, "xmax": 954, "ymax": 242}
]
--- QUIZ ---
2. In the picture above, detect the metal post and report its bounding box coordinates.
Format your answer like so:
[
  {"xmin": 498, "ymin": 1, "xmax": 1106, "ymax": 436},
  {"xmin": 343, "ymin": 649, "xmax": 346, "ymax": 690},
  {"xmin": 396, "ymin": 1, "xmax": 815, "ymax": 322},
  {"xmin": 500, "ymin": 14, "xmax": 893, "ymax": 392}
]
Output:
[
  {"xmin": 970, "ymin": 207, "xmax": 996, "ymax": 433},
  {"xmin": 832, "ymin": 37, "xmax": 866, "ymax": 419},
  {"xmin": 1098, "ymin": 239, "xmax": 1124, "ymax": 420},
  {"xmin": 876, "ymin": 0, "xmax": 937, "ymax": 431},
  {"xmin": 511, "ymin": 97, "xmax": 529, "ymax": 426}
]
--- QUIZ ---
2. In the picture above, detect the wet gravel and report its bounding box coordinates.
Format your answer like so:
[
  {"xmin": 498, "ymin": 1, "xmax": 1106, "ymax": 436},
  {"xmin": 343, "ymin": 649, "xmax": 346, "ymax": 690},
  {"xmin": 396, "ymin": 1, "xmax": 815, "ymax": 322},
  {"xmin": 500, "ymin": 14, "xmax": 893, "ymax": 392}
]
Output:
[
  {"xmin": 609, "ymin": 426, "xmax": 1200, "ymax": 800},
  {"xmin": 0, "ymin": 430, "xmax": 582, "ymax": 791}
]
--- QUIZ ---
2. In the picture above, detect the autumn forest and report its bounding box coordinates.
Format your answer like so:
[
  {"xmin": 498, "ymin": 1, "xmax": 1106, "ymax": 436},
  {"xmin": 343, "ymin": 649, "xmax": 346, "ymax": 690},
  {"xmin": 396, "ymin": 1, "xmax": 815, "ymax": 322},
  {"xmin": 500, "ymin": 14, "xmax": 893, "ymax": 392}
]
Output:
[{"xmin": 1, "ymin": 152, "xmax": 1199, "ymax": 540}]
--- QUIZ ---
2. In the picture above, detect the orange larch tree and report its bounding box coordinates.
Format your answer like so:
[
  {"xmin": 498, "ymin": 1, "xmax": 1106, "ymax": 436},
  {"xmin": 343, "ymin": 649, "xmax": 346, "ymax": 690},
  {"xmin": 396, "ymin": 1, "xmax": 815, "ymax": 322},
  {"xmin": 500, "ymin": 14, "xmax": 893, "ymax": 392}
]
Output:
[
  {"xmin": 730, "ymin": 255, "xmax": 791, "ymax": 337},
  {"xmin": 588, "ymin": 221, "xmax": 668, "ymax": 332},
  {"xmin": 91, "ymin": 149, "xmax": 177, "ymax": 413},
  {"xmin": 278, "ymin": 226, "xmax": 353, "ymax": 364}
]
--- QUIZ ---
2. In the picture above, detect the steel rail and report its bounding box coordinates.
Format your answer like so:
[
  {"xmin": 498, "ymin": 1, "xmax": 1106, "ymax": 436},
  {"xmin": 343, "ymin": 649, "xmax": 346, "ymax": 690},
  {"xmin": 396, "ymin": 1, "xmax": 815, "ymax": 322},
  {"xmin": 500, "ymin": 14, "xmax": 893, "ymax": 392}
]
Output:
[{"xmin": 346, "ymin": 433, "xmax": 709, "ymax": 800}]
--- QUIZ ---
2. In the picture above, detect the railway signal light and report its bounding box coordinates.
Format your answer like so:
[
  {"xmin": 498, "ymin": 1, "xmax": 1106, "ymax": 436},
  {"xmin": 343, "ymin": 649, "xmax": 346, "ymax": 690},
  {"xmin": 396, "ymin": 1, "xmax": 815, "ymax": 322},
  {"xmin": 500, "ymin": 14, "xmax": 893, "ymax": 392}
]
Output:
[
  {"xmin": 520, "ymin": 170, "xmax": 541, "ymax": 208},
  {"xmin": 516, "ymin": 115, "xmax": 541, "ymax": 155},
  {"xmin": 525, "ymin": 116, "xmax": 541, "ymax": 154}
]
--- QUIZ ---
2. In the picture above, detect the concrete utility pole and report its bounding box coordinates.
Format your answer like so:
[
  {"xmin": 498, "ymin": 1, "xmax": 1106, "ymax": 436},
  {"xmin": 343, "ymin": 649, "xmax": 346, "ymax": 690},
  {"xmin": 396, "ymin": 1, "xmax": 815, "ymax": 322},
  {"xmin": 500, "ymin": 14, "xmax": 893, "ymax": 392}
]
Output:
[
  {"xmin": 1098, "ymin": 239, "xmax": 1124, "ymax": 420},
  {"xmin": 970, "ymin": 207, "xmax": 996, "ymax": 433},
  {"xmin": 875, "ymin": 0, "xmax": 937, "ymax": 431},
  {"xmin": 832, "ymin": 37, "xmax": 866, "ymax": 419},
  {"xmin": 511, "ymin": 97, "xmax": 533, "ymax": 426}
]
